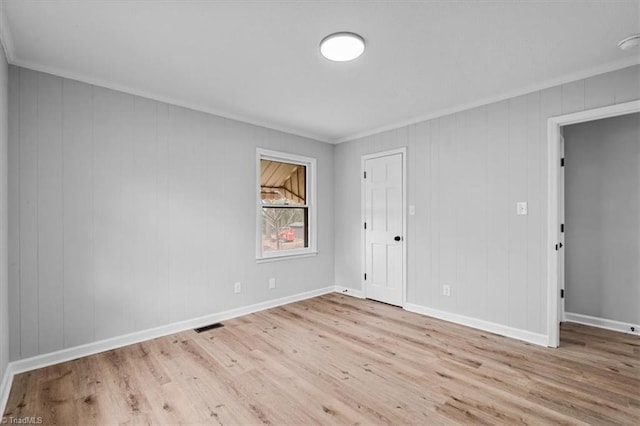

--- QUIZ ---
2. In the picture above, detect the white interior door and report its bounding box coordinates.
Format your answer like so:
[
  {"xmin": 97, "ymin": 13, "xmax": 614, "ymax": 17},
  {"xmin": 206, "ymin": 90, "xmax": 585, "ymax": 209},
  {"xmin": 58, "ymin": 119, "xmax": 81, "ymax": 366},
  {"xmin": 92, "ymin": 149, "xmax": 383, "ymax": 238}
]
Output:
[{"xmin": 363, "ymin": 151, "xmax": 405, "ymax": 306}]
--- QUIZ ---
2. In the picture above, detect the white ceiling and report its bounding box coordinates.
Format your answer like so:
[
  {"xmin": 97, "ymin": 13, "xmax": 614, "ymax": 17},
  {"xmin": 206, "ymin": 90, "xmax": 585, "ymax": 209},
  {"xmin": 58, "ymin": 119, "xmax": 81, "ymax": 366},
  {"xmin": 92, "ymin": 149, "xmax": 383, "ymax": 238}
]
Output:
[{"xmin": 1, "ymin": 0, "xmax": 638, "ymax": 143}]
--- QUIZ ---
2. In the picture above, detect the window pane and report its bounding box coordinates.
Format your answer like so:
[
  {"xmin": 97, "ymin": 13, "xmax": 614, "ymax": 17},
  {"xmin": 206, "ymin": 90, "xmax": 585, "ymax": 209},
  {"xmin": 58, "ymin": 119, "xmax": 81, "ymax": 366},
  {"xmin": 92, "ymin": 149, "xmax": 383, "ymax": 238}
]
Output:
[
  {"xmin": 260, "ymin": 159, "xmax": 306, "ymax": 206},
  {"xmin": 262, "ymin": 207, "xmax": 308, "ymax": 252}
]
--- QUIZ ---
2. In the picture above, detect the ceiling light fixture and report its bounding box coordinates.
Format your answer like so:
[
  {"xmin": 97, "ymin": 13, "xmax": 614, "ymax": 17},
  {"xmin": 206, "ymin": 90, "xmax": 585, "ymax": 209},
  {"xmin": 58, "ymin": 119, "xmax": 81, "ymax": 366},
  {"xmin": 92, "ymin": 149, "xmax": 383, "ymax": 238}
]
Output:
[
  {"xmin": 320, "ymin": 32, "xmax": 365, "ymax": 62},
  {"xmin": 618, "ymin": 34, "xmax": 640, "ymax": 50}
]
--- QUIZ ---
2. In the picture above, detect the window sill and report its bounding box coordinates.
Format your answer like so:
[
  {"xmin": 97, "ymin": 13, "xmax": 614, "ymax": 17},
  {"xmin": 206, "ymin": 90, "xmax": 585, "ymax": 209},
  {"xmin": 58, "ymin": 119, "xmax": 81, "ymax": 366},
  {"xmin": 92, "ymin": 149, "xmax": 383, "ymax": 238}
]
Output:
[{"xmin": 256, "ymin": 251, "xmax": 318, "ymax": 264}]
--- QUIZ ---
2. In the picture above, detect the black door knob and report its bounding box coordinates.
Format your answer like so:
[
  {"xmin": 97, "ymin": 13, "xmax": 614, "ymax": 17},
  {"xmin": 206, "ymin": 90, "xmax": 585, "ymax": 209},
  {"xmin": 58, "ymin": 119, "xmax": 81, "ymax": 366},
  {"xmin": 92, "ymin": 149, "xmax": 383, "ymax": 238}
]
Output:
[{"xmin": 394, "ymin": 236, "xmax": 402, "ymax": 241}]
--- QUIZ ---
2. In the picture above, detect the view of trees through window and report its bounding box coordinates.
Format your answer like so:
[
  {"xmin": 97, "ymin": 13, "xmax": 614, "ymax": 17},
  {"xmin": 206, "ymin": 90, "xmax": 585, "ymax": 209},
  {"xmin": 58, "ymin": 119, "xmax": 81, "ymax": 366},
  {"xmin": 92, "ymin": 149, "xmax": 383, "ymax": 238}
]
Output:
[{"xmin": 260, "ymin": 159, "xmax": 308, "ymax": 252}]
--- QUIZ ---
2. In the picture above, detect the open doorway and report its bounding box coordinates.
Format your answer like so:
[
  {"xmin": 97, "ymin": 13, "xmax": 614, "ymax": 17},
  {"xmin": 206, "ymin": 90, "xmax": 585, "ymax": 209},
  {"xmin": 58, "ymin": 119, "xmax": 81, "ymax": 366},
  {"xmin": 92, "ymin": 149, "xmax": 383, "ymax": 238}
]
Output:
[
  {"xmin": 563, "ymin": 113, "xmax": 639, "ymax": 335},
  {"xmin": 547, "ymin": 100, "xmax": 640, "ymax": 348}
]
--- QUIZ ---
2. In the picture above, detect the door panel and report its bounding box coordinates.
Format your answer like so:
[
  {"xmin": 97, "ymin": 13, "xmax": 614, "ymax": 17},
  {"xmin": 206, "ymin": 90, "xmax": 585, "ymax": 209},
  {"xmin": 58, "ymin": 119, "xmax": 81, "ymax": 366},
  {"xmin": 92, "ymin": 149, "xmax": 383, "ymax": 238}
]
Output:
[
  {"xmin": 371, "ymin": 244, "xmax": 387, "ymax": 285},
  {"xmin": 364, "ymin": 152, "xmax": 404, "ymax": 306}
]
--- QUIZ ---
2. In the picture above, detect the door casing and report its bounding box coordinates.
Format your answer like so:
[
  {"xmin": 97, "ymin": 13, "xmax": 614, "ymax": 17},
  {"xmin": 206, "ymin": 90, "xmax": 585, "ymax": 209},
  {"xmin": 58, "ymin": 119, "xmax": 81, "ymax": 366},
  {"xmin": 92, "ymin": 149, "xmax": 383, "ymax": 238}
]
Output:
[{"xmin": 546, "ymin": 100, "xmax": 640, "ymax": 348}]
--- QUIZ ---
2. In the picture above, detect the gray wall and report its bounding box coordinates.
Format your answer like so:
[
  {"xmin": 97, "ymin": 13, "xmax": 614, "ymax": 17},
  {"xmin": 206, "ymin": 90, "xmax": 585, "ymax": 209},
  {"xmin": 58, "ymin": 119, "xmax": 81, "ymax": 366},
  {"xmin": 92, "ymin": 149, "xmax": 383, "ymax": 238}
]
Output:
[
  {"xmin": 0, "ymin": 44, "xmax": 9, "ymax": 382},
  {"xmin": 564, "ymin": 113, "xmax": 639, "ymax": 324},
  {"xmin": 6, "ymin": 63, "xmax": 640, "ymax": 361},
  {"xmin": 335, "ymin": 65, "xmax": 640, "ymax": 335},
  {"xmin": 8, "ymin": 66, "xmax": 334, "ymax": 360}
]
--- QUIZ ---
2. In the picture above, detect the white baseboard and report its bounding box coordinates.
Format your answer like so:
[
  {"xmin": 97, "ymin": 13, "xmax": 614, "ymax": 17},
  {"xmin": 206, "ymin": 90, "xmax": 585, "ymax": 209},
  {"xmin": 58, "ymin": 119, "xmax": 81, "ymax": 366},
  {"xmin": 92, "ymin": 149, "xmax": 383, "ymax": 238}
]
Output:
[
  {"xmin": 565, "ymin": 312, "xmax": 640, "ymax": 335},
  {"xmin": 7, "ymin": 286, "xmax": 335, "ymax": 378},
  {"xmin": 2, "ymin": 287, "xmax": 552, "ymax": 415},
  {"xmin": 404, "ymin": 303, "xmax": 549, "ymax": 347},
  {"xmin": 334, "ymin": 285, "xmax": 365, "ymax": 299},
  {"xmin": 0, "ymin": 363, "xmax": 14, "ymax": 417}
]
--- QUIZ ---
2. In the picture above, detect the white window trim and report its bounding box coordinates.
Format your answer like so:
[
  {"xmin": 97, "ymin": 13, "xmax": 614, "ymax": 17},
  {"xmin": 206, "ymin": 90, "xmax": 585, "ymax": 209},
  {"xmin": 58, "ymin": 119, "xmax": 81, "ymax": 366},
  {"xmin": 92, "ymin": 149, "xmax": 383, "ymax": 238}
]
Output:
[{"xmin": 256, "ymin": 148, "xmax": 318, "ymax": 262}]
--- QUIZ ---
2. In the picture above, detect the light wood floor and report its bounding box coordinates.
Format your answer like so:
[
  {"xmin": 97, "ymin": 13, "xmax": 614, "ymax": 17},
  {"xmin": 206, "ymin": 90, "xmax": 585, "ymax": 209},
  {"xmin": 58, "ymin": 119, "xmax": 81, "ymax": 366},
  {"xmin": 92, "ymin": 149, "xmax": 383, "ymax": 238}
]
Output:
[{"xmin": 4, "ymin": 293, "xmax": 639, "ymax": 425}]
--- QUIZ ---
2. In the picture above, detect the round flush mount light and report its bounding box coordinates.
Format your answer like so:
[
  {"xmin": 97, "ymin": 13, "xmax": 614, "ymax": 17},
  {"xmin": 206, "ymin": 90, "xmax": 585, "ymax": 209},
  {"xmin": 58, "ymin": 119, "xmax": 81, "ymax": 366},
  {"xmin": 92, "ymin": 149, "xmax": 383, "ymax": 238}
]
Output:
[
  {"xmin": 618, "ymin": 34, "xmax": 640, "ymax": 50},
  {"xmin": 320, "ymin": 32, "xmax": 365, "ymax": 62}
]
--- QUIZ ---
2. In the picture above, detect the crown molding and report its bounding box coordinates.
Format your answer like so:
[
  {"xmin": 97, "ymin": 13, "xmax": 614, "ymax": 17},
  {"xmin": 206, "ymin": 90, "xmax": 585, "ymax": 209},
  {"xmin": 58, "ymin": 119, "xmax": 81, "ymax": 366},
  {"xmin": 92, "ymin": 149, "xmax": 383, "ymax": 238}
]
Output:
[
  {"xmin": 3, "ymin": 2, "xmax": 637, "ymax": 147},
  {"xmin": 335, "ymin": 56, "xmax": 640, "ymax": 144},
  {"xmin": 9, "ymin": 57, "xmax": 334, "ymax": 145},
  {"xmin": 7, "ymin": 54, "xmax": 640, "ymax": 145}
]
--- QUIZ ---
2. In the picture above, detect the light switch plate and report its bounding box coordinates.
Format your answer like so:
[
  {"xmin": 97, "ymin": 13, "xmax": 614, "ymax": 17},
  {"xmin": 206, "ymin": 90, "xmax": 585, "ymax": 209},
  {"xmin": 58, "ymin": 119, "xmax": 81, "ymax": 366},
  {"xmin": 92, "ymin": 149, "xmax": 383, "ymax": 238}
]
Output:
[{"xmin": 517, "ymin": 202, "xmax": 528, "ymax": 215}]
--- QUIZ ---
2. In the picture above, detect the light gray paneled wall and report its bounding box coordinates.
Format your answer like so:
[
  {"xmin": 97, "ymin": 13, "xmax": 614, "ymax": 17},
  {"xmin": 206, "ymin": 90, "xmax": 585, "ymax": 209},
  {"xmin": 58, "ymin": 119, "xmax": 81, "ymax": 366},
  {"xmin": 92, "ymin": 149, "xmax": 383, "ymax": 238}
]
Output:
[
  {"xmin": 564, "ymin": 113, "xmax": 639, "ymax": 324},
  {"xmin": 0, "ymin": 44, "xmax": 9, "ymax": 383},
  {"xmin": 8, "ymin": 66, "xmax": 334, "ymax": 360},
  {"xmin": 334, "ymin": 65, "xmax": 640, "ymax": 336}
]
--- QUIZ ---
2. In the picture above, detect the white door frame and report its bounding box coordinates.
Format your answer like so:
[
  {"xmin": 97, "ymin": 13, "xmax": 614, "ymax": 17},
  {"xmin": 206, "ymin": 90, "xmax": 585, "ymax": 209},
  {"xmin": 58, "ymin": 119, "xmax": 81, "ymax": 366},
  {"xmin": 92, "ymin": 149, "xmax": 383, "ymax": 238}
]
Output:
[
  {"xmin": 361, "ymin": 147, "xmax": 407, "ymax": 306},
  {"xmin": 558, "ymin": 134, "xmax": 565, "ymax": 325},
  {"xmin": 546, "ymin": 100, "xmax": 640, "ymax": 348}
]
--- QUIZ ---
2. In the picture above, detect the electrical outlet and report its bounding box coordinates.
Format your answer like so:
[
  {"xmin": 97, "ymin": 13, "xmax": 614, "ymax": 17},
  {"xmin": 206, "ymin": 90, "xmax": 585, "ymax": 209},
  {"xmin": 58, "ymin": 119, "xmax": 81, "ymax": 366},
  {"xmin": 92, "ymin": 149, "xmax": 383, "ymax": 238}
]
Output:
[
  {"xmin": 442, "ymin": 284, "xmax": 451, "ymax": 297},
  {"xmin": 234, "ymin": 282, "xmax": 241, "ymax": 294},
  {"xmin": 517, "ymin": 201, "xmax": 528, "ymax": 215},
  {"xmin": 269, "ymin": 278, "xmax": 276, "ymax": 289}
]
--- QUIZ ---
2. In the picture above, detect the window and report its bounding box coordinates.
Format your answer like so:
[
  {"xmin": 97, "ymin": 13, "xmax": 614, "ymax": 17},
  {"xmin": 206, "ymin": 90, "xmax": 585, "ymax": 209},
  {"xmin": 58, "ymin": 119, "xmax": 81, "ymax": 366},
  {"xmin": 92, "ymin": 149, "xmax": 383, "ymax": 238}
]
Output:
[{"xmin": 257, "ymin": 149, "xmax": 317, "ymax": 261}]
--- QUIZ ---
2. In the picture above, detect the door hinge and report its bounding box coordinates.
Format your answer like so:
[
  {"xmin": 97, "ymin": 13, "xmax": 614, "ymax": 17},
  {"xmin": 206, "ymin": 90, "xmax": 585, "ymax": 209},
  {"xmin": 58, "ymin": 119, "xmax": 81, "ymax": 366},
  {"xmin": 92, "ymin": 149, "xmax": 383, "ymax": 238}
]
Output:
[
  {"xmin": 363, "ymin": 171, "xmax": 367, "ymax": 179},
  {"xmin": 560, "ymin": 223, "xmax": 564, "ymax": 233},
  {"xmin": 560, "ymin": 289, "xmax": 565, "ymax": 299},
  {"xmin": 560, "ymin": 158, "xmax": 565, "ymax": 167},
  {"xmin": 364, "ymin": 273, "xmax": 367, "ymax": 281},
  {"xmin": 364, "ymin": 222, "xmax": 367, "ymax": 230}
]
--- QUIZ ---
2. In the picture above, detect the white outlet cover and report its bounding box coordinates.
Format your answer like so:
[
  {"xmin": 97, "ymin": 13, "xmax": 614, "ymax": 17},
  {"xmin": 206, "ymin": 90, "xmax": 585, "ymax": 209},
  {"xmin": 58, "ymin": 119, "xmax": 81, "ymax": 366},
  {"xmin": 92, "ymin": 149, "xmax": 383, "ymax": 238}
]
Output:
[
  {"xmin": 516, "ymin": 201, "xmax": 528, "ymax": 215},
  {"xmin": 234, "ymin": 282, "xmax": 241, "ymax": 293},
  {"xmin": 409, "ymin": 205, "xmax": 416, "ymax": 216},
  {"xmin": 269, "ymin": 278, "xmax": 276, "ymax": 289}
]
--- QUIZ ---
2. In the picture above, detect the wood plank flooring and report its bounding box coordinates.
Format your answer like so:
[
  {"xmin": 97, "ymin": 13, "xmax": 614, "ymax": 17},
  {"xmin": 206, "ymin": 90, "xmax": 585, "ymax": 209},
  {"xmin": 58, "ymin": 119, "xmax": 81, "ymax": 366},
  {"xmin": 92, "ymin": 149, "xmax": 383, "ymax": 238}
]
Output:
[{"xmin": 3, "ymin": 293, "xmax": 639, "ymax": 425}]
